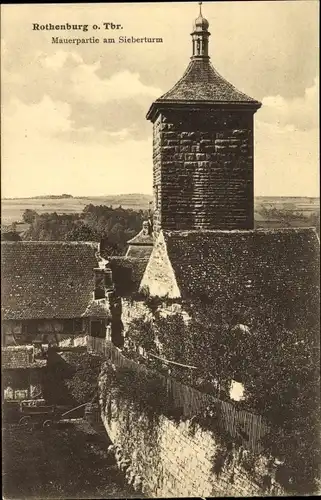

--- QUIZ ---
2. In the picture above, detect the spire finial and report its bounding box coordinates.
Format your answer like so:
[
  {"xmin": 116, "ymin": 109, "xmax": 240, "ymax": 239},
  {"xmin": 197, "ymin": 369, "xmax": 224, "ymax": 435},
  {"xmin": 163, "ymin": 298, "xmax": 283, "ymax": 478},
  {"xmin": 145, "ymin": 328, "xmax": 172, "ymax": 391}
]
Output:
[{"xmin": 192, "ymin": 1, "xmax": 210, "ymax": 59}]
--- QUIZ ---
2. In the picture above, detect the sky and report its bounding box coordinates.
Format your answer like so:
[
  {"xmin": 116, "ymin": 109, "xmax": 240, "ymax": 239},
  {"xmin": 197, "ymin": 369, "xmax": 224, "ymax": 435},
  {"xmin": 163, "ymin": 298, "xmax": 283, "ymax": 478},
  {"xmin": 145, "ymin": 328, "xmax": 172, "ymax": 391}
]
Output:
[{"xmin": 1, "ymin": 1, "xmax": 319, "ymax": 198}]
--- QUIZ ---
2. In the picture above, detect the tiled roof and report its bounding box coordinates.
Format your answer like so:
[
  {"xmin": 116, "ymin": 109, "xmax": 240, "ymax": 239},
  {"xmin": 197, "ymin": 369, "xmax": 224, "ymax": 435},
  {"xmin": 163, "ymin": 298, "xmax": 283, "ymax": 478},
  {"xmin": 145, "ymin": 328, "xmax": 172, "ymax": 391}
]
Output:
[
  {"xmin": 126, "ymin": 228, "xmax": 154, "ymax": 258},
  {"xmin": 159, "ymin": 228, "xmax": 320, "ymax": 326},
  {"xmin": 164, "ymin": 229, "xmax": 319, "ymax": 299},
  {"xmin": 147, "ymin": 59, "xmax": 261, "ymax": 120},
  {"xmin": 127, "ymin": 229, "xmax": 154, "ymax": 246},
  {"xmin": 109, "ymin": 257, "xmax": 149, "ymax": 297},
  {"xmin": 1, "ymin": 241, "xmax": 99, "ymax": 320},
  {"xmin": 2, "ymin": 346, "xmax": 47, "ymax": 369}
]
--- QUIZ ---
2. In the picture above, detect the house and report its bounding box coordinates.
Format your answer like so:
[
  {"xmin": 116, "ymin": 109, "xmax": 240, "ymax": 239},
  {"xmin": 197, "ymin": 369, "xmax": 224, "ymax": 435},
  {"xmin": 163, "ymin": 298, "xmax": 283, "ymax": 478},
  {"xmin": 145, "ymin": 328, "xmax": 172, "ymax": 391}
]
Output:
[
  {"xmin": 1, "ymin": 241, "xmax": 112, "ymax": 348},
  {"xmin": 125, "ymin": 220, "xmax": 154, "ymax": 259},
  {"xmin": 2, "ymin": 345, "xmax": 47, "ymax": 402}
]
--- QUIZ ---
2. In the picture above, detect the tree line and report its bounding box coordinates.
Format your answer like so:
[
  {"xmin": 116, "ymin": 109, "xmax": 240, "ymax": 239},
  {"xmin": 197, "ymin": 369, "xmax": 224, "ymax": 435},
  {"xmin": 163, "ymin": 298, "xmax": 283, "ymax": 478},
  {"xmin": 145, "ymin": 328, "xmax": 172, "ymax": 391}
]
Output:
[{"xmin": 12, "ymin": 205, "xmax": 148, "ymax": 255}]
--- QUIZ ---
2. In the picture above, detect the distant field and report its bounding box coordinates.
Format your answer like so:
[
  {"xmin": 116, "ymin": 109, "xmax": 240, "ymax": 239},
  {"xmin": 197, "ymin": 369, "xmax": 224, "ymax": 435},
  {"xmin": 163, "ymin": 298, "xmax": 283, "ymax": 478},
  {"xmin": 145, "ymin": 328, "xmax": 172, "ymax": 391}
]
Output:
[
  {"xmin": 1, "ymin": 195, "xmax": 319, "ymax": 224},
  {"xmin": 1, "ymin": 194, "xmax": 153, "ymax": 224},
  {"xmin": 255, "ymin": 197, "xmax": 319, "ymax": 214}
]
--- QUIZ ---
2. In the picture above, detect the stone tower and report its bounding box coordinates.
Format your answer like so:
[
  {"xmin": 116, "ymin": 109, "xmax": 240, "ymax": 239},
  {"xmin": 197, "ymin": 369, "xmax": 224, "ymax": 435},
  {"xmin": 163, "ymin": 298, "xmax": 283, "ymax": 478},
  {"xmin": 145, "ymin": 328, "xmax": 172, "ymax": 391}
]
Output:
[{"xmin": 146, "ymin": 4, "xmax": 261, "ymax": 234}]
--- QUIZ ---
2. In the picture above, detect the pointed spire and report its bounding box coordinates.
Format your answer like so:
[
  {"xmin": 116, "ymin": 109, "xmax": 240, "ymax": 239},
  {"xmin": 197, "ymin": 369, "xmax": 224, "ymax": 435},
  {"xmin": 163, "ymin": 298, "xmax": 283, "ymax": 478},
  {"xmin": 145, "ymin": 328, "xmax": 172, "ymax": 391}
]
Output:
[{"xmin": 191, "ymin": 2, "xmax": 210, "ymax": 59}]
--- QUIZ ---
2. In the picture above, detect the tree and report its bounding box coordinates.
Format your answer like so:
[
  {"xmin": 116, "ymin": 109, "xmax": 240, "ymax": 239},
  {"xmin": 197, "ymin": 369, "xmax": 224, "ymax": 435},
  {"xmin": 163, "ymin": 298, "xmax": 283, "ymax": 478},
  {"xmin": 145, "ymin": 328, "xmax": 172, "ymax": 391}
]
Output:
[
  {"xmin": 64, "ymin": 352, "xmax": 103, "ymax": 404},
  {"xmin": 21, "ymin": 204, "xmax": 145, "ymax": 255},
  {"xmin": 1, "ymin": 231, "xmax": 21, "ymax": 241},
  {"xmin": 22, "ymin": 209, "xmax": 38, "ymax": 224},
  {"xmin": 64, "ymin": 223, "xmax": 100, "ymax": 242}
]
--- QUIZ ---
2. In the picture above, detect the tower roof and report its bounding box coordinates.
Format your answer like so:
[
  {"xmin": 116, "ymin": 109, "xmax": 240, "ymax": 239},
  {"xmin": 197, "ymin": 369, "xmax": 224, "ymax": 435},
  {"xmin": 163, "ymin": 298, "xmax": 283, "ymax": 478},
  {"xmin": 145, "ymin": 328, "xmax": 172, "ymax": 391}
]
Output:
[
  {"xmin": 158, "ymin": 58, "xmax": 260, "ymax": 104},
  {"xmin": 147, "ymin": 4, "xmax": 261, "ymax": 122}
]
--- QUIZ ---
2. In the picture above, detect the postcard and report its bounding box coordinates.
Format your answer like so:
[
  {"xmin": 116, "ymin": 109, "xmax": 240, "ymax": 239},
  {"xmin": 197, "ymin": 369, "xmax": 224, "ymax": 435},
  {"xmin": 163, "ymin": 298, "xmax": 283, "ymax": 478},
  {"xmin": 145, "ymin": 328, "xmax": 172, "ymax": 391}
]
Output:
[{"xmin": 1, "ymin": 2, "xmax": 320, "ymax": 499}]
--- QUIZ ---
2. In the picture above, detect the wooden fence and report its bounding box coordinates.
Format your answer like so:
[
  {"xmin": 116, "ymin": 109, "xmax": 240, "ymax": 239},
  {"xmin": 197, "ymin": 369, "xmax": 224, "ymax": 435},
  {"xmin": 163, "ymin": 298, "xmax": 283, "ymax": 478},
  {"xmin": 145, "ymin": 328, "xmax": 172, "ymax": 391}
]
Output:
[{"xmin": 87, "ymin": 336, "xmax": 268, "ymax": 453}]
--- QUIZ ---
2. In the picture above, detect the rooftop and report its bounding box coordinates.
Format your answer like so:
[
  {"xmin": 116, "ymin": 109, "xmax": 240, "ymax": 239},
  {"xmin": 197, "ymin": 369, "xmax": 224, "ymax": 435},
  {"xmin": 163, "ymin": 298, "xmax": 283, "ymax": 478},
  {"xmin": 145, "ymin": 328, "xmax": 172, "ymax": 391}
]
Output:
[
  {"xmin": 147, "ymin": 6, "xmax": 261, "ymax": 121},
  {"xmin": 1, "ymin": 241, "xmax": 100, "ymax": 320},
  {"xmin": 126, "ymin": 229, "xmax": 154, "ymax": 246},
  {"xmin": 141, "ymin": 228, "xmax": 320, "ymax": 328},
  {"xmin": 160, "ymin": 59, "xmax": 260, "ymax": 105}
]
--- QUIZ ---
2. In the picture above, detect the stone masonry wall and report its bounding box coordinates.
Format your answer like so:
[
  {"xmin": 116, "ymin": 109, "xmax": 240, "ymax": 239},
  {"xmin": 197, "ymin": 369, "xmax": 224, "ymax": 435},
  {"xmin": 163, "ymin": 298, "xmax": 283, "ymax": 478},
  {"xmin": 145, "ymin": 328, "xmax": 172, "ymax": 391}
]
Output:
[
  {"xmin": 121, "ymin": 299, "xmax": 151, "ymax": 335},
  {"xmin": 153, "ymin": 108, "xmax": 254, "ymax": 233},
  {"xmin": 152, "ymin": 114, "xmax": 162, "ymax": 233},
  {"xmin": 99, "ymin": 387, "xmax": 284, "ymax": 498}
]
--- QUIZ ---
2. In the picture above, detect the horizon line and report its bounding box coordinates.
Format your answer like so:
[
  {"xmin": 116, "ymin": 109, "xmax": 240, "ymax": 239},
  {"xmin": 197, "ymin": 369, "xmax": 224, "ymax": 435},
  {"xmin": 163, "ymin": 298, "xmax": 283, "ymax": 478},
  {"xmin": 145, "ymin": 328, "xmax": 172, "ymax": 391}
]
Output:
[{"xmin": 1, "ymin": 194, "xmax": 320, "ymax": 201}]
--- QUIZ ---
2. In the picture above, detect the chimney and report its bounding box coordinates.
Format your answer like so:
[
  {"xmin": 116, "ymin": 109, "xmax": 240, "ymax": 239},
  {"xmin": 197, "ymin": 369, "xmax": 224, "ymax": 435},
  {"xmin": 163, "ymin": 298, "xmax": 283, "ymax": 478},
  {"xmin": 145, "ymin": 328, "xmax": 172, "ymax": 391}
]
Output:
[{"xmin": 94, "ymin": 264, "xmax": 114, "ymax": 300}]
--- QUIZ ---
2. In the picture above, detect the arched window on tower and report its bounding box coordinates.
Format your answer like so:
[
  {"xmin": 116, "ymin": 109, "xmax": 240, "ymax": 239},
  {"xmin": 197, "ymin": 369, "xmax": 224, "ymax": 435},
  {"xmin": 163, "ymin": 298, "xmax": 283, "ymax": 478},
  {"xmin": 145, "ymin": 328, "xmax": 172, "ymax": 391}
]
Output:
[{"xmin": 203, "ymin": 38, "xmax": 208, "ymax": 56}]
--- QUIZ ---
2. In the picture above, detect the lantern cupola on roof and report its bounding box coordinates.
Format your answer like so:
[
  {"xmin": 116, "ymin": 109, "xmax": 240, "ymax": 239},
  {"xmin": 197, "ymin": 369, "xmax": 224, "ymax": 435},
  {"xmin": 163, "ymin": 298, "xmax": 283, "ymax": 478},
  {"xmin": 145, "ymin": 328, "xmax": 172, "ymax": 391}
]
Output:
[{"xmin": 192, "ymin": 2, "xmax": 210, "ymax": 58}]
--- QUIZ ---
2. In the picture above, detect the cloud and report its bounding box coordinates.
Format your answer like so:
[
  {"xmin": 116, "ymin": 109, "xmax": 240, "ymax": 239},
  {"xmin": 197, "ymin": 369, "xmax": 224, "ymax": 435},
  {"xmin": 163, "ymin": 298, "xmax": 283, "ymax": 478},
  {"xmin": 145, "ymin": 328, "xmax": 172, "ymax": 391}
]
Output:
[
  {"xmin": 40, "ymin": 50, "xmax": 82, "ymax": 70},
  {"xmin": 3, "ymin": 96, "xmax": 71, "ymax": 138},
  {"xmin": 1, "ymin": 95, "xmax": 153, "ymax": 198},
  {"xmin": 255, "ymin": 119, "xmax": 319, "ymax": 197},
  {"xmin": 55, "ymin": 125, "xmax": 134, "ymax": 145},
  {"xmin": 254, "ymin": 76, "xmax": 319, "ymax": 196},
  {"xmin": 259, "ymin": 76, "xmax": 319, "ymax": 131},
  {"xmin": 32, "ymin": 51, "xmax": 163, "ymax": 104},
  {"xmin": 70, "ymin": 64, "xmax": 163, "ymax": 104},
  {"xmin": 2, "ymin": 95, "xmax": 143, "ymax": 147},
  {"xmin": 2, "ymin": 49, "xmax": 162, "ymax": 139}
]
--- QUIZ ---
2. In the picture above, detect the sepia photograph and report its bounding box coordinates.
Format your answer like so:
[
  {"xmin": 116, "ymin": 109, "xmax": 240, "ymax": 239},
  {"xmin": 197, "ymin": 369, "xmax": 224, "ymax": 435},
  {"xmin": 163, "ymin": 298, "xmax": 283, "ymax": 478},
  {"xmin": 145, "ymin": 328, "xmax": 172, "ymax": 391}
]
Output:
[{"xmin": 1, "ymin": 1, "xmax": 320, "ymax": 498}]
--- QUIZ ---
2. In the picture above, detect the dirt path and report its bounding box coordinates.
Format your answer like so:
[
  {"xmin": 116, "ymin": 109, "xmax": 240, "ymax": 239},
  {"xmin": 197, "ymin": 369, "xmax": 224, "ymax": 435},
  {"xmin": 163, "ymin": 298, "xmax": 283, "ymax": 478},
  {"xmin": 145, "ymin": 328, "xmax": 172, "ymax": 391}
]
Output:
[{"xmin": 2, "ymin": 419, "xmax": 139, "ymax": 499}]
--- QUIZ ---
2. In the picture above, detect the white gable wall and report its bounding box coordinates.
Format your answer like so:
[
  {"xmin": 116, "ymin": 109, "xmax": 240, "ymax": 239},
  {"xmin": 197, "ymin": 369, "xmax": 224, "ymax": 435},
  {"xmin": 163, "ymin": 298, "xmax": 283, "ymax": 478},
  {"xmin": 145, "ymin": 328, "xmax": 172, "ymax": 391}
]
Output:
[{"xmin": 139, "ymin": 231, "xmax": 180, "ymax": 299}]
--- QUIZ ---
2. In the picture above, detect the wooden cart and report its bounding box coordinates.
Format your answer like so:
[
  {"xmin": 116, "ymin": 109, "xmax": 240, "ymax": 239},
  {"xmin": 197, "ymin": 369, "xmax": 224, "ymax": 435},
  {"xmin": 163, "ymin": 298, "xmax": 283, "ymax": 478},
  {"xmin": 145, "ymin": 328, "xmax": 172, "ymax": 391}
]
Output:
[{"xmin": 19, "ymin": 400, "xmax": 58, "ymax": 428}]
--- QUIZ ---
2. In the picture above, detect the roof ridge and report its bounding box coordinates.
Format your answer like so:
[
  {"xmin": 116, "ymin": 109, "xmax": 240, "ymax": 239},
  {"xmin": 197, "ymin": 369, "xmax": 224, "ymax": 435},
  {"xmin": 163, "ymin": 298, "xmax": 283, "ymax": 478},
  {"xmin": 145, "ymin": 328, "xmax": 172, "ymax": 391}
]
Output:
[{"xmin": 127, "ymin": 229, "xmax": 154, "ymax": 246}]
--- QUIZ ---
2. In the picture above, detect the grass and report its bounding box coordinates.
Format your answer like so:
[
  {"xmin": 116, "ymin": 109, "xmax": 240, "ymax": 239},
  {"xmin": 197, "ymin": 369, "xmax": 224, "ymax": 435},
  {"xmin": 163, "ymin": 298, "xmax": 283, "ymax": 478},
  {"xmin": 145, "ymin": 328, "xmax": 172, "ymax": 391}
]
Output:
[{"xmin": 2, "ymin": 419, "xmax": 139, "ymax": 499}]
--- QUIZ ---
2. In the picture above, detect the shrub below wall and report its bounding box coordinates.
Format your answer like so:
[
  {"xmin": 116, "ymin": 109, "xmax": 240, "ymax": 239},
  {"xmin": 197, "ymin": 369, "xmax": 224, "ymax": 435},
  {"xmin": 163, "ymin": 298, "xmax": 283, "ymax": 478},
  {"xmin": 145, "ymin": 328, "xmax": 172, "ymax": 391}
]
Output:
[{"xmin": 46, "ymin": 349, "xmax": 103, "ymax": 406}]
